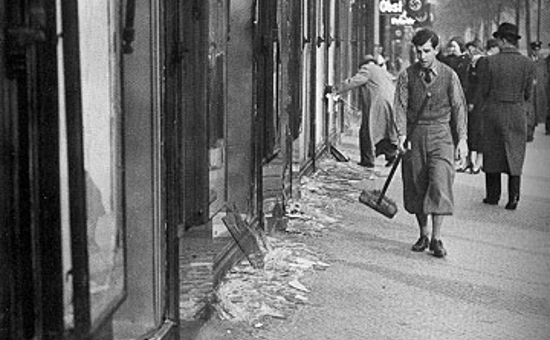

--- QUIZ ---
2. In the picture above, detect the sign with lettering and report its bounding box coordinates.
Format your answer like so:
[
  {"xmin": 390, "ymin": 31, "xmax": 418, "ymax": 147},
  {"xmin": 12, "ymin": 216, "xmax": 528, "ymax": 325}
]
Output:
[
  {"xmin": 379, "ymin": 0, "xmax": 403, "ymax": 14},
  {"xmin": 390, "ymin": 11, "xmax": 416, "ymax": 26},
  {"xmin": 391, "ymin": 15, "xmax": 415, "ymax": 26}
]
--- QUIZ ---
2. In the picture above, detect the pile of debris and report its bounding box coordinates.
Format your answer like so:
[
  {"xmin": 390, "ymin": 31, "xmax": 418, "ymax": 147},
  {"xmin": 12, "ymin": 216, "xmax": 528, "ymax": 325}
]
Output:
[
  {"xmin": 214, "ymin": 236, "xmax": 329, "ymax": 327},
  {"xmin": 213, "ymin": 157, "xmax": 373, "ymax": 327},
  {"xmin": 305, "ymin": 158, "xmax": 375, "ymax": 201}
]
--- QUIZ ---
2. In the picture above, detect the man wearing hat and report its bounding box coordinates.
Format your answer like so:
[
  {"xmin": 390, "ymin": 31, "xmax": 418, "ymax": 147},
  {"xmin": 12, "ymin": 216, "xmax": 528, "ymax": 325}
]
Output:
[
  {"xmin": 477, "ymin": 23, "xmax": 536, "ymax": 210},
  {"xmin": 328, "ymin": 54, "xmax": 399, "ymax": 168},
  {"xmin": 528, "ymin": 41, "xmax": 548, "ymax": 140}
]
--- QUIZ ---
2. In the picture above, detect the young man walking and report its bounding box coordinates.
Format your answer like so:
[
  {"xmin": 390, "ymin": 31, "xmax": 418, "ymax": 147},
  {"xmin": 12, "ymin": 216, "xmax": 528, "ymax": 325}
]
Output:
[{"xmin": 393, "ymin": 28, "xmax": 468, "ymax": 258}]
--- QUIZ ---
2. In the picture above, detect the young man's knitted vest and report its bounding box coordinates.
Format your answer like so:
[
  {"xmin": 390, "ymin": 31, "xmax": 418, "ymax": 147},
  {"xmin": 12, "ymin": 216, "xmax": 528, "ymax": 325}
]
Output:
[{"xmin": 406, "ymin": 62, "xmax": 457, "ymax": 126}]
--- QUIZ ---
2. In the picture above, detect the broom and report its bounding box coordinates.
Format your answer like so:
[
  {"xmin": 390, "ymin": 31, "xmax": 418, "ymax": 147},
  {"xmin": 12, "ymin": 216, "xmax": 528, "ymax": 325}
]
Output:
[{"xmin": 359, "ymin": 92, "xmax": 432, "ymax": 218}]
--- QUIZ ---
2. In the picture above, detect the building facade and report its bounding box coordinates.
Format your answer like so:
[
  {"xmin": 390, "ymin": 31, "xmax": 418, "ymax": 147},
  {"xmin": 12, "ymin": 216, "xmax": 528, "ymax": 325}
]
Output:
[{"xmin": 0, "ymin": 0, "xmax": 378, "ymax": 339}]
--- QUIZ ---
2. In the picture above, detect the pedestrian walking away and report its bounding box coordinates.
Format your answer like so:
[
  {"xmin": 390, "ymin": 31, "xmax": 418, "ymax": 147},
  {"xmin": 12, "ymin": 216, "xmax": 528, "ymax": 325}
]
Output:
[
  {"xmin": 393, "ymin": 28, "xmax": 468, "ymax": 258},
  {"xmin": 477, "ymin": 22, "xmax": 536, "ymax": 211},
  {"xmin": 329, "ymin": 54, "xmax": 399, "ymax": 169}
]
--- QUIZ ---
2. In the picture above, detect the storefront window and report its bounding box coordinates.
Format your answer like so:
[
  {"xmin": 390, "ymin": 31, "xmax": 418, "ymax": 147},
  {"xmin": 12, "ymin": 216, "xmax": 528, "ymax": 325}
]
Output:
[
  {"xmin": 209, "ymin": 0, "xmax": 228, "ymax": 217},
  {"xmin": 78, "ymin": 0, "xmax": 125, "ymax": 327},
  {"xmin": 57, "ymin": 0, "xmax": 74, "ymax": 328}
]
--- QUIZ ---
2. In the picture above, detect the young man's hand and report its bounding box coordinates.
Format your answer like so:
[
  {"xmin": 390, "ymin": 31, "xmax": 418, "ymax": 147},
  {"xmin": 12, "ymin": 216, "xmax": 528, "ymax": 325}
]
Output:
[{"xmin": 398, "ymin": 135, "xmax": 409, "ymax": 154}]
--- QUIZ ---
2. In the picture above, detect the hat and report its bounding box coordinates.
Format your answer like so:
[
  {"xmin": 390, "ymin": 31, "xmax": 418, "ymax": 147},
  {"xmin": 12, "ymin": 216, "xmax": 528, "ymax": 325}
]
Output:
[
  {"xmin": 530, "ymin": 41, "xmax": 542, "ymax": 50},
  {"xmin": 359, "ymin": 54, "xmax": 376, "ymax": 66},
  {"xmin": 493, "ymin": 23, "xmax": 521, "ymax": 40}
]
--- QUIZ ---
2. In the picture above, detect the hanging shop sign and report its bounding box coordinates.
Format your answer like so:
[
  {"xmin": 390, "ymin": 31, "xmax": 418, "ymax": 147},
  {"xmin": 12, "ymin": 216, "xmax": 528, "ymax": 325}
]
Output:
[
  {"xmin": 412, "ymin": 3, "xmax": 433, "ymax": 27},
  {"xmin": 391, "ymin": 13, "xmax": 415, "ymax": 26},
  {"xmin": 405, "ymin": 0, "xmax": 433, "ymax": 27},
  {"xmin": 379, "ymin": 0, "xmax": 403, "ymax": 14}
]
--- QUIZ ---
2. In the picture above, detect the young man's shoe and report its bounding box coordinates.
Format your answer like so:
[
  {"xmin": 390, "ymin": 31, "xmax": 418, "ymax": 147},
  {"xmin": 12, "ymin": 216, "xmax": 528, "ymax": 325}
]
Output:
[
  {"xmin": 411, "ymin": 235, "xmax": 429, "ymax": 252},
  {"xmin": 430, "ymin": 239, "xmax": 447, "ymax": 258}
]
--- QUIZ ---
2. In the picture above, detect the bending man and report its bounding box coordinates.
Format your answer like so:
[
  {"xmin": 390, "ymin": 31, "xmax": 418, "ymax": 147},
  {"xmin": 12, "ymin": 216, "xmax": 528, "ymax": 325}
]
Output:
[{"xmin": 332, "ymin": 54, "xmax": 398, "ymax": 168}]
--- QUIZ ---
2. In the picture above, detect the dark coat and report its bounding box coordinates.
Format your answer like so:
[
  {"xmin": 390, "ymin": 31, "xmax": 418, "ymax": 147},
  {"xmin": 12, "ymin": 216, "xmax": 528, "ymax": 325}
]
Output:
[
  {"xmin": 441, "ymin": 54, "xmax": 470, "ymax": 95},
  {"xmin": 466, "ymin": 55, "xmax": 485, "ymax": 151},
  {"xmin": 477, "ymin": 46, "xmax": 535, "ymax": 175},
  {"xmin": 547, "ymin": 56, "xmax": 550, "ymax": 121},
  {"xmin": 533, "ymin": 57, "xmax": 548, "ymax": 124}
]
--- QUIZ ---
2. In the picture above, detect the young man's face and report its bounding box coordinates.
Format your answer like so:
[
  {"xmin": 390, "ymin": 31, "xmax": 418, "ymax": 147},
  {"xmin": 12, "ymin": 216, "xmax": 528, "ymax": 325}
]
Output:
[{"xmin": 415, "ymin": 40, "xmax": 438, "ymax": 68}]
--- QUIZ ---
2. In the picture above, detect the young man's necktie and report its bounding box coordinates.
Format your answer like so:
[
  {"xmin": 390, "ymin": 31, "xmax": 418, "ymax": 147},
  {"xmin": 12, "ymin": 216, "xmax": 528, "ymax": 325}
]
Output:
[{"xmin": 424, "ymin": 68, "xmax": 432, "ymax": 83}]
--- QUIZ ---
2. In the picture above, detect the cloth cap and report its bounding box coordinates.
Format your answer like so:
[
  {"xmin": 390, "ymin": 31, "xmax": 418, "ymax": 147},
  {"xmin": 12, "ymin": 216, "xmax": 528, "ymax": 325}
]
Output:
[{"xmin": 359, "ymin": 54, "xmax": 377, "ymax": 67}]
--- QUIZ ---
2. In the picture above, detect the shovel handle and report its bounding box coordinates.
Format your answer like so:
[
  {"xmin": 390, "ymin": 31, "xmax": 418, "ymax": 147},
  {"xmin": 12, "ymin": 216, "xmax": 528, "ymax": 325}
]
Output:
[
  {"xmin": 375, "ymin": 92, "xmax": 431, "ymax": 206},
  {"xmin": 376, "ymin": 152, "xmax": 402, "ymax": 205}
]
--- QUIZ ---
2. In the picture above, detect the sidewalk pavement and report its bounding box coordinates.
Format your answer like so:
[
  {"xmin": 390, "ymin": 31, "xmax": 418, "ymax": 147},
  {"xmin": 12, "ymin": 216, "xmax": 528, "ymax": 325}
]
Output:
[{"xmin": 192, "ymin": 124, "xmax": 550, "ymax": 340}]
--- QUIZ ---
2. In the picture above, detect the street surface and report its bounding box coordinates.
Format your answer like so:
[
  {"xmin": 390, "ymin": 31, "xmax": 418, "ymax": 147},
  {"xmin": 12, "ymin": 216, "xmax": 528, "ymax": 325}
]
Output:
[{"xmin": 193, "ymin": 124, "xmax": 550, "ymax": 340}]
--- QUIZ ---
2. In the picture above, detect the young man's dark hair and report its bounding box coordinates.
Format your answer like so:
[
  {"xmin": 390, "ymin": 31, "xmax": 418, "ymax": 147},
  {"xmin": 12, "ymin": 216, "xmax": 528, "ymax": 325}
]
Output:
[{"xmin": 411, "ymin": 28, "xmax": 439, "ymax": 48}]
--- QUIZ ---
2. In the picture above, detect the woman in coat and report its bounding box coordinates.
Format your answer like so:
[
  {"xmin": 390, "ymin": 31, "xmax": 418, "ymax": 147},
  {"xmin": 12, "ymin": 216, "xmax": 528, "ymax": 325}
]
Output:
[
  {"xmin": 477, "ymin": 23, "xmax": 535, "ymax": 210},
  {"xmin": 463, "ymin": 40, "xmax": 486, "ymax": 174},
  {"xmin": 441, "ymin": 36, "xmax": 470, "ymax": 93},
  {"xmin": 440, "ymin": 36, "xmax": 471, "ymax": 171}
]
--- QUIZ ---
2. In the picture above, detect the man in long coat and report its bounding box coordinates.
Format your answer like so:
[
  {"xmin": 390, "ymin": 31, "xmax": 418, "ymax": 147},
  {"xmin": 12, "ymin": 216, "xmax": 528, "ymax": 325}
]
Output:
[
  {"xmin": 477, "ymin": 23, "xmax": 535, "ymax": 210},
  {"xmin": 332, "ymin": 54, "xmax": 398, "ymax": 168},
  {"xmin": 394, "ymin": 28, "xmax": 468, "ymax": 258}
]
